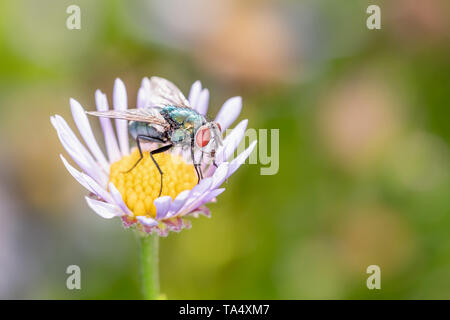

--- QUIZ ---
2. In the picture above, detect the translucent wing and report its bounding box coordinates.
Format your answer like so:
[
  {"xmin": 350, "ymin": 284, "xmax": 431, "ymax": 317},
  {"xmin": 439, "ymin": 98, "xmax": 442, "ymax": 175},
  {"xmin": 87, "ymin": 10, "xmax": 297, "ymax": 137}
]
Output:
[
  {"xmin": 146, "ymin": 76, "xmax": 191, "ymax": 108},
  {"xmin": 86, "ymin": 108, "xmax": 169, "ymax": 127}
]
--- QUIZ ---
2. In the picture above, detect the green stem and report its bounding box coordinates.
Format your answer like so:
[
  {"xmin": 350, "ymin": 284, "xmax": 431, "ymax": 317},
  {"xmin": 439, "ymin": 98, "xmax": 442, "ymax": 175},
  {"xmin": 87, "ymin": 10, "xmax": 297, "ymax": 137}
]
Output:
[{"xmin": 137, "ymin": 233, "xmax": 159, "ymax": 300}]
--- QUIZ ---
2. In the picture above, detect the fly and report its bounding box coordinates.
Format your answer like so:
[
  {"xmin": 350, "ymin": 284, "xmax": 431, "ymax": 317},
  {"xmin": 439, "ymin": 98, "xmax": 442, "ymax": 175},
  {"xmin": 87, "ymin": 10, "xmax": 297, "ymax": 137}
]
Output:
[{"xmin": 86, "ymin": 77, "xmax": 223, "ymax": 197}]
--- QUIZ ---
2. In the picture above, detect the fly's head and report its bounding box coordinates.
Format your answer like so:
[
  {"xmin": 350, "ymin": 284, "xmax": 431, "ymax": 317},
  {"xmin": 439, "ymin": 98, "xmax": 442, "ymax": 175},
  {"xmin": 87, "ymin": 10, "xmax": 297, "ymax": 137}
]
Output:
[{"xmin": 194, "ymin": 122, "xmax": 223, "ymax": 160}]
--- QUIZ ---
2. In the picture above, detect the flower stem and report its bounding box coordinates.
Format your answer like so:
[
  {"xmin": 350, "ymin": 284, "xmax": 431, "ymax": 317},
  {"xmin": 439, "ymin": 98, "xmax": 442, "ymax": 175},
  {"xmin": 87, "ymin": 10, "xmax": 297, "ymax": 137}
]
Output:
[{"xmin": 137, "ymin": 233, "xmax": 159, "ymax": 300}]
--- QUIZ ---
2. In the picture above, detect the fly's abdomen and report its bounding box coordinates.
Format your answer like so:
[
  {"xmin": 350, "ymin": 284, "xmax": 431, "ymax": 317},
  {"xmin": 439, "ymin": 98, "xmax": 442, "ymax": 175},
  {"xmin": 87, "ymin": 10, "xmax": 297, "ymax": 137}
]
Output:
[{"xmin": 129, "ymin": 121, "xmax": 167, "ymax": 141}]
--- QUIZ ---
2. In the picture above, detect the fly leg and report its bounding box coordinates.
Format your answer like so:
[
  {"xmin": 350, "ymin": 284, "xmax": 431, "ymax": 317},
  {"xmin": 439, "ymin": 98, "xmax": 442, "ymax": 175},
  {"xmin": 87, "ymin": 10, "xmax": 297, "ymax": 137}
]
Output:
[
  {"xmin": 191, "ymin": 142, "xmax": 203, "ymax": 183},
  {"xmin": 124, "ymin": 135, "xmax": 165, "ymax": 173},
  {"xmin": 200, "ymin": 150, "xmax": 204, "ymax": 168},
  {"xmin": 149, "ymin": 143, "xmax": 173, "ymax": 197}
]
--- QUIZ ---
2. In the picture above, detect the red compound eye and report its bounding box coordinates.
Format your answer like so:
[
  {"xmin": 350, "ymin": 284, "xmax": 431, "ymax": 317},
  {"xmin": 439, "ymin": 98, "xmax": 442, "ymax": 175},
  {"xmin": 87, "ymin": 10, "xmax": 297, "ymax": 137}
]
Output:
[{"xmin": 195, "ymin": 126, "xmax": 211, "ymax": 148}]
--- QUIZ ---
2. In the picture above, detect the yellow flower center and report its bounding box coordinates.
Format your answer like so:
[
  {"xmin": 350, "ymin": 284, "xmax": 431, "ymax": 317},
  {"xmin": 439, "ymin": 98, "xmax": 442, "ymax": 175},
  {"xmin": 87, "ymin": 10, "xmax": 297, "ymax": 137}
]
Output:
[{"xmin": 109, "ymin": 149, "xmax": 197, "ymax": 218}]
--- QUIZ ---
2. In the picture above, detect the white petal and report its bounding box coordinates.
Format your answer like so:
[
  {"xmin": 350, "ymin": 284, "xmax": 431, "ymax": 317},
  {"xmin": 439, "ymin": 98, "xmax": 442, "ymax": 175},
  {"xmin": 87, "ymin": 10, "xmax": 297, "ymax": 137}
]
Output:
[
  {"xmin": 108, "ymin": 183, "xmax": 132, "ymax": 216},
  {"xmin": 206, "ymin": 119, "xmax": 248, "ymax": 177},
  {"xmin": 85, "ymin": 197, "xmax": 123, "ymax": 219},
  {"xmin": 137, "ymin": 87, "xmax": 147, "ymax": 109},
  {"xmin": 95, "ymin": 90, "xmax": 121, "ymax": 162},
  {"xmin": 188, "ymin": 80, "xmax": 202, "ymax": 107},
  {"xmin": 61, "ymin": 155, "xmax": 113, "ymax": 202},
  {"xmin": 220, "ymin": 119, "xmax": 248, "ymax": 163},
  {"xmin": 140, "ymin": 77, "xmax": 151, "ymax": 107},
  {"xmin": 52, "ymin": 116, "xmax": 90, "ymax": 173},
  {"xmin": 155, "ymin": 196, "xmax": 172, "ymax": 219},
  {"xmin": 228, "ymin": 140, "xmax": 257, "ymax": 177},
  {"xmin": 195, "ymin": 89, "xmax": 209, "ymax": 115},
  {"xmin": 60, "ymin": 155, "xmax": 95, "ymax": 194},
  {"xmin": 51, "ymin": 116, "xmax": 94, "ymax": 169},
  {"xmin": 70, "ymin": 98, "xmax": 109, "ymax": 171},
  {"xmin": 113, "ymin": 78, "xmax": 130, "ymax": 155},
  {"xmin": 141, "ymin": 77, "xmax": 151, "ymax": 92},
  {"xmin": 215, "ymin": 96, "xmax": 242, "ymax": 131},
  {"xmin": 51, "ymin": 115, "xmax": 107, "ymax": 185}
]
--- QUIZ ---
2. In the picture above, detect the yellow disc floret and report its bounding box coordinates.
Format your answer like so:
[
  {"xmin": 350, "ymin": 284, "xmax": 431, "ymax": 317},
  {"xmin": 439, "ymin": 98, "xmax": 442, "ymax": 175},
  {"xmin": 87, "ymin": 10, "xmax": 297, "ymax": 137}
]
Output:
[{"xmin": 109, "ymin": 149, "xmax": 197, "ymax": 218}]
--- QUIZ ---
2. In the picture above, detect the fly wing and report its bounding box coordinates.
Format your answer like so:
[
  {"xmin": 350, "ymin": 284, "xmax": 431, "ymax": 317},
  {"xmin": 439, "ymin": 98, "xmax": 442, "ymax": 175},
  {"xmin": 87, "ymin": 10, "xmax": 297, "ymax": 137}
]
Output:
[
  {"xmin": 146, "ymin": 76, "xmax": 192, "ymax": 108},
  {"xmin": 86, "ymin": 108, "xmax": 169, "ymax": 127}
]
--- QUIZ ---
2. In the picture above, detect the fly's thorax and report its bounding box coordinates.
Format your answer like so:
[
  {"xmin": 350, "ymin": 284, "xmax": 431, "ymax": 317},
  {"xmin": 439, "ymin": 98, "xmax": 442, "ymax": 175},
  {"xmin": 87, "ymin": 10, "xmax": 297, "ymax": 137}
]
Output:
[
  {"xmin": 184, "ymin": 114, "xmax": 204, "ymax": 131},
  {"xmin": 161, "ymin": 105, "xmax": 205, "ymax": 129}
]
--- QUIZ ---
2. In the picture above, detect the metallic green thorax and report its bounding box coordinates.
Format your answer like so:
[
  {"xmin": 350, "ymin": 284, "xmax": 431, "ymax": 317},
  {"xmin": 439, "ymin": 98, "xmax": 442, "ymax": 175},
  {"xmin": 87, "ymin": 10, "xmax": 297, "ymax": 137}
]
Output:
[
  {"xmin": 128, "ymin": 105, "xmax": 206, "ymax": 145},
  {"xmin": 161, "ymin": 105, "xmax": 205, "ymax": 131}
]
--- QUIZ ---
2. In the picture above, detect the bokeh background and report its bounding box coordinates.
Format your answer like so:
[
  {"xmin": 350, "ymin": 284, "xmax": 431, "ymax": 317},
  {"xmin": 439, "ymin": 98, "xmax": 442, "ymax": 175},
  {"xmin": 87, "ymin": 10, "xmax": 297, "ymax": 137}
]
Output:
[{"xmin": 0, "ymin": 0, "xmax": 449, "ymax": 299}]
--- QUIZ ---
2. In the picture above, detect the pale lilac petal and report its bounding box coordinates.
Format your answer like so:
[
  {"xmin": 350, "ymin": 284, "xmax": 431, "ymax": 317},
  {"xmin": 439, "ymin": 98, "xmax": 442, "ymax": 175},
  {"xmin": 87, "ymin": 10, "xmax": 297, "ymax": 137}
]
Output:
[
  {"xmin": 190, "ymin": 177, "xmax": 213, "ymax": 198},
  {"xmin": 61, "ymin": 155, "xmax": 113, "ymax": 202},
  {"xmin": 137, "ymin": 87, "xmax": 147, "ymax": 109},
  {"xmin": 215, "ymin": 96, "xmax": 242, "ymax": 131},
  {"xmin": 108, "ymin": 183, "xmax": 133, "ymax": 216},
  {"xmin": 141, "ymin": 77, "xmax": 151, "ymax": 91},
  {"xmin": 51, "ymin": 115, "xmax": 108, "ymax": 185},
  {"xmin": 210, "ymin": 162, "xmax": 229, "ymax": 189},
  {"xmin": 228, "ymin": 140, "xmax": 257, "ymax": 177},
  {"xmin": 51, "ymin": 116, "xmax": 94, "ymax": 168},
  {"xmin": 85, "ymin": 197, "xmax": 123, "ymax": 219},
  {"xmin": 195, "ymin": 89, "xmax": 209, "ymax": 115},
  {"xmin": 95, "ymin": 90, "xmax": 121, "ymax": 162},
  {"xmin": 60, "ymin": 155, "xmax": 96, "ymax": 194},
  {"xmin": 182, "ymin": 188, "xmax": 225, "ymax": 215},
  {"xmin": 155, "ymin": 196, "xmax": 172, "ymax": 219},
  {"xmin": 113, "ymin": 78, "xmax": 129, "ymax": 155},
  {"xmin": 169, "ymin": 190, "xmax": 191, "ymax": 214},
  {"xmin": 137, "ymin": 215, "xmax": 158, "ymax": 227},
  {"xmin": 177, "ymin": 178, "xmax": 213, "ymax": 216},
  {"xmin": 188, "ymin": 80, "xmax": 201, "ymax": 107},
  {"xmin": 140, "ymin": 77, "xmax": 152, "ymax": 107},
  {"xmin": 200, "ymin": 188, "xmax": 226, "ymax": 206},
  {"xmin": 70, "ymin": 98, "xmax": 109, "ymax": 171},
  {"xmin": 223, "ymin": 119, "xmax": 248, "ymax": 155},
  {"xmin": 206, "ymin": 119, "xmax": 248, "ymax": 177},
  {"xmin": 218, "ymin": 119, "xmax": 248, "ymax": 164}
]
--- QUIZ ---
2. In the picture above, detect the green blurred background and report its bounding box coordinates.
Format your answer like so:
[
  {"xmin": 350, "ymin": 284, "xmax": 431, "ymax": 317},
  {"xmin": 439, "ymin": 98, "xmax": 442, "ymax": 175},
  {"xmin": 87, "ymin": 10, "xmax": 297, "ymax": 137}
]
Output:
[{"xmin": 0, "ymin": 0, "xmax": 449, "ymax": 299}]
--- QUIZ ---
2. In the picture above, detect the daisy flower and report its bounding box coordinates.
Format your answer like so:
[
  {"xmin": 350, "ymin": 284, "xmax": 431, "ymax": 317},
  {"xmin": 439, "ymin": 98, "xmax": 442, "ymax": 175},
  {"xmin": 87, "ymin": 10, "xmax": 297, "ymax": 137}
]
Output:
[{"xmin": 51, "ymin": 78, "xmax": 256, "ymax": 237}]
